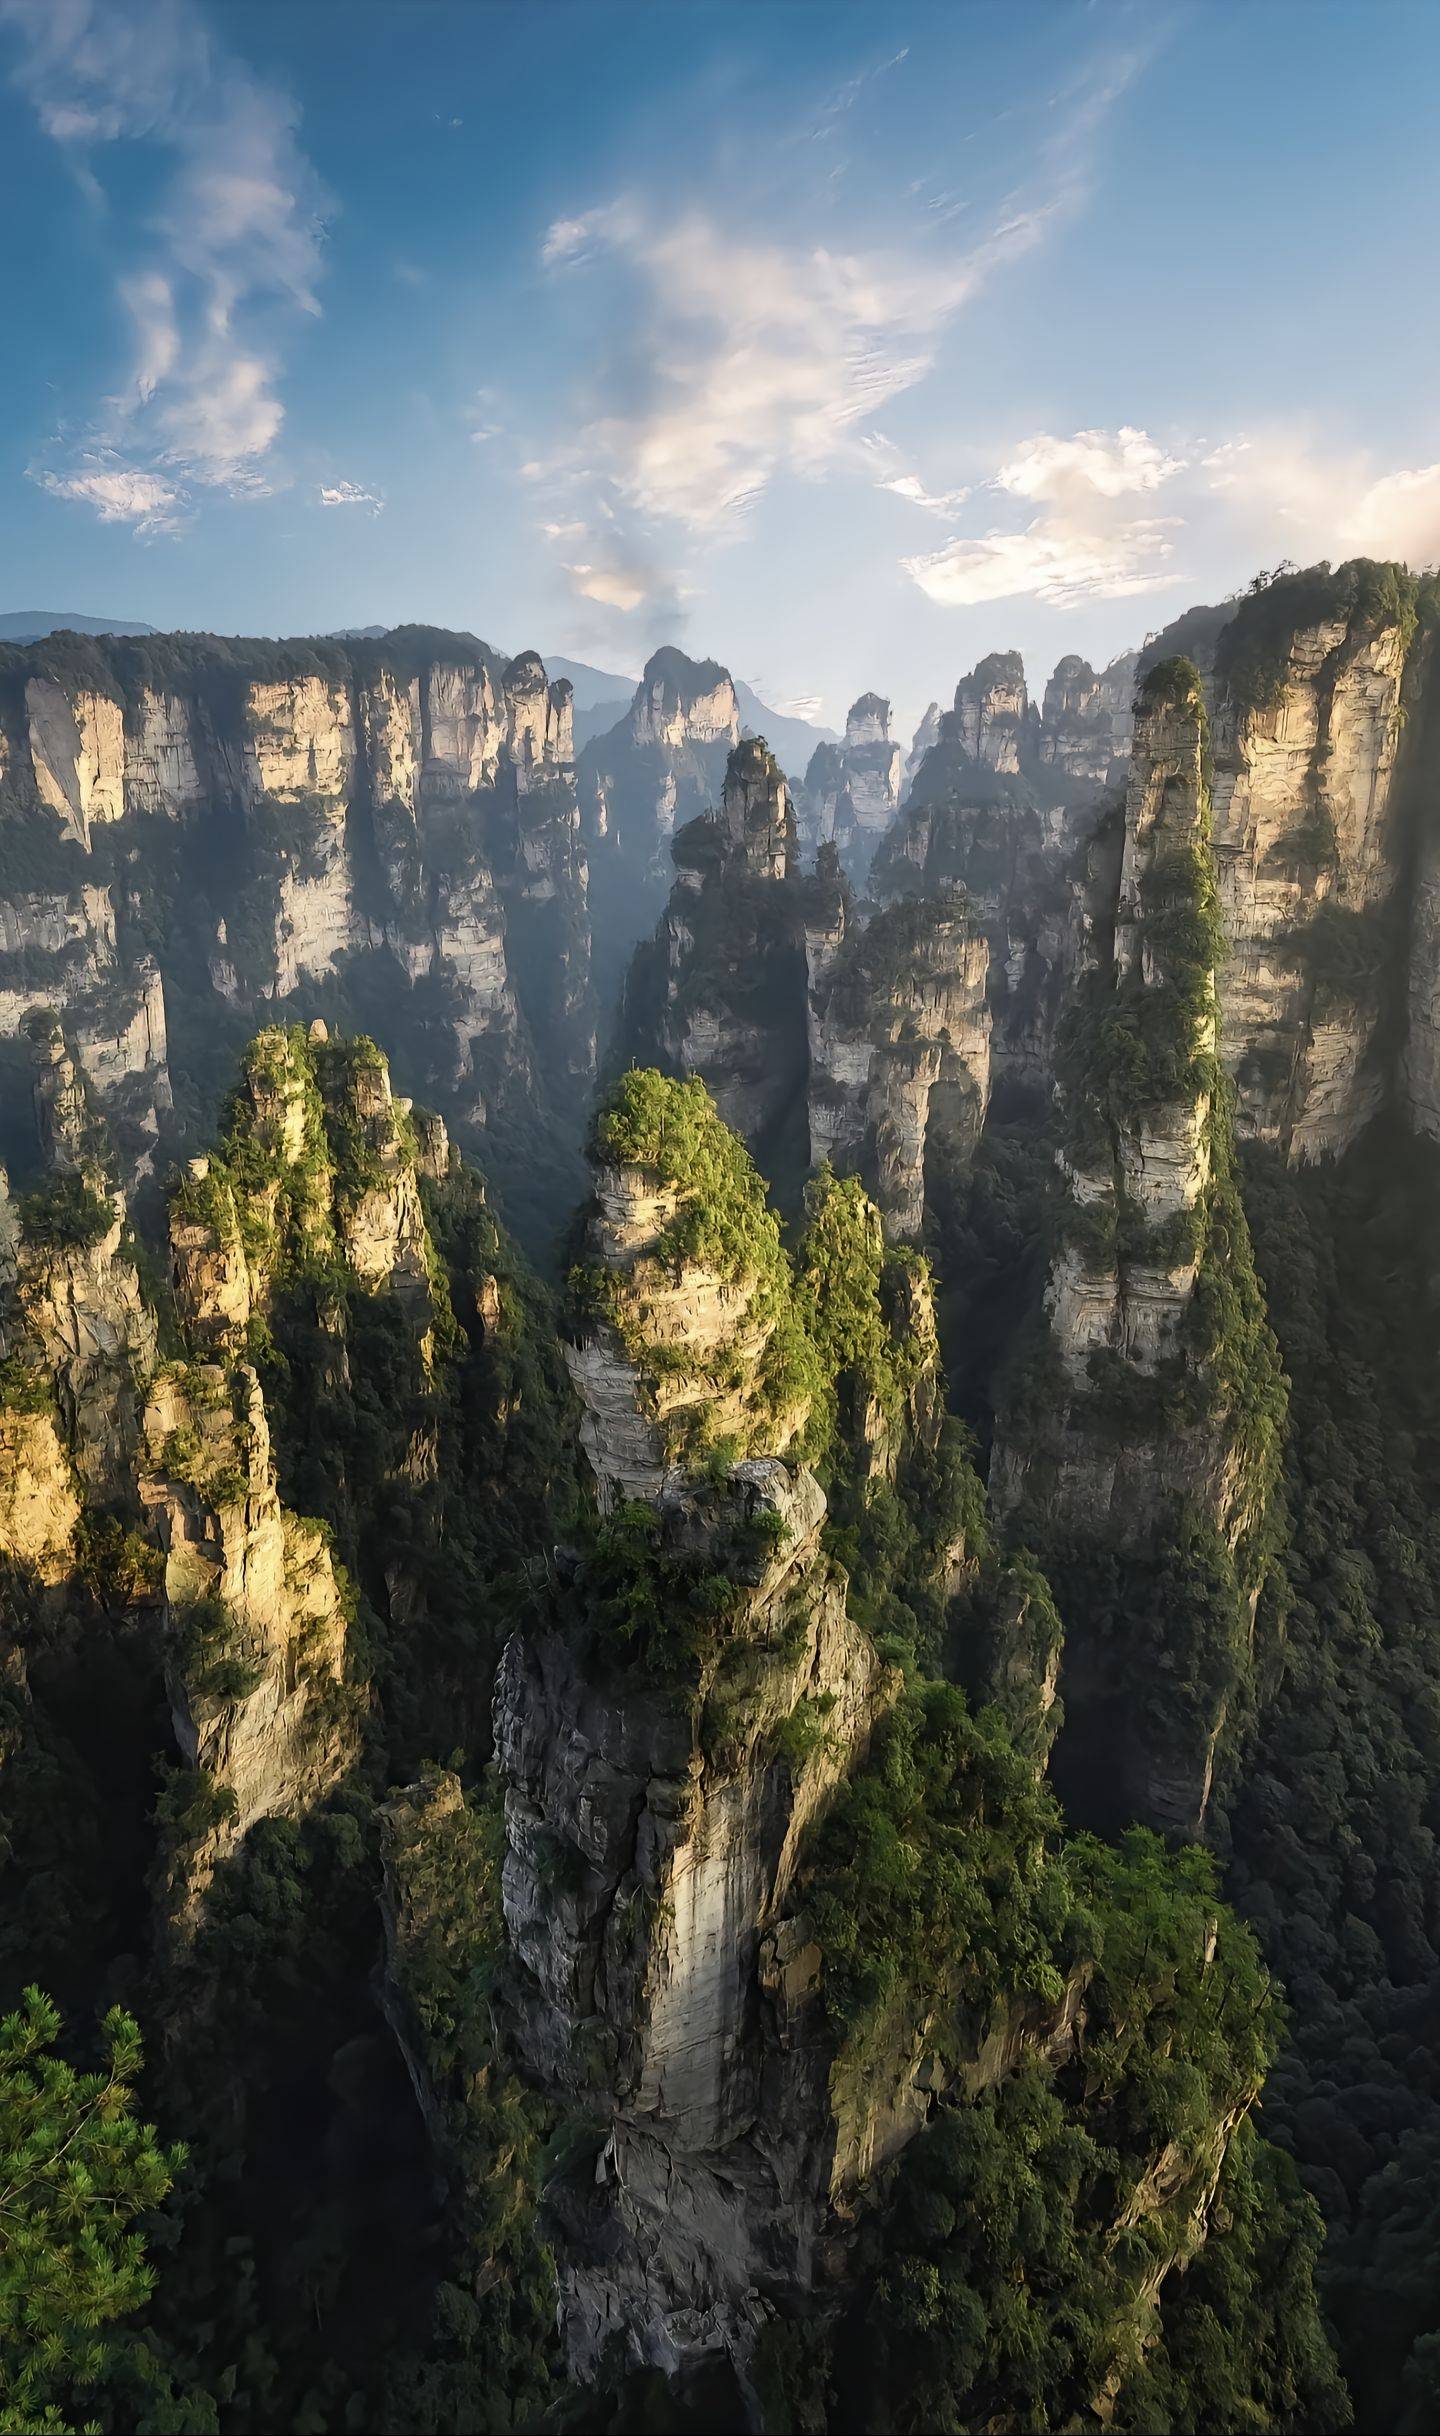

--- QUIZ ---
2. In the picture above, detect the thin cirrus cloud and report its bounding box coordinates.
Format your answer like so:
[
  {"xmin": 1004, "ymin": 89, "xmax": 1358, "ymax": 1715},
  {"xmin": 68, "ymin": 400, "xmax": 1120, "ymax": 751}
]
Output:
[
  {"xmin": 318, "ymin": 480, "xmax": 385, "ymax": 515},
  {"xmin": 533, "ymin": 196, "xmax": 1041, "ymax": 628},
  {"xmin": 531, "ymin": 40, "xmax": 1155, "ymax": 635},
  {"xmin": 4, "ymin": 0, "xmax": 328, "ymax": 531}
]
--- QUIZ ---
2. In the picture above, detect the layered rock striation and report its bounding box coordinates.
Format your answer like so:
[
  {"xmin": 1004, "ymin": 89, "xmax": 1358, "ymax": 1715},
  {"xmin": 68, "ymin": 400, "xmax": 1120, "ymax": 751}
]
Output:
[
  {"xmin": 0, "ymin": 627, "xmax": 592, "ymax": 1231},
  {"xmin": 1205, "ymin": 561, "xmax": 1432, "ymax": 1157},
  {"xmin": 625, "ymin": 741, "xmax": 992, "ymax": 1236},
  {"xmin": 797, "ymin": 693, "xmax": 905, "ymax": 878},
  {"xmin": 577, "ymin": 647, "xmax": 742, "ymax": 1017},
  {"xmin": 872, "ymin": 649, "xmax": 1128, "ymax": 1092},
  {"xmin": 990, "ymin": 661, "xmax": 1286, "ymax": 1833}
]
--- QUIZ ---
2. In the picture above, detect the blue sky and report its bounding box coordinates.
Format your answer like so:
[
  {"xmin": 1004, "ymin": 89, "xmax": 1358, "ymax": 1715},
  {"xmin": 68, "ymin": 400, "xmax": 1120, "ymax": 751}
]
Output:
[{"xmin": 2, "ymin": 0, "xmax": 1438, "ymax": 739}]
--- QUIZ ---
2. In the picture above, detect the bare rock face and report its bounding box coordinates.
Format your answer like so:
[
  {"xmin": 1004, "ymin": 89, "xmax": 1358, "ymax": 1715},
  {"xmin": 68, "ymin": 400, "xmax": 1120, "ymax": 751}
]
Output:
[
  {"xmin": 1207, "ymin": 577, "xmax": 1417, "ymax": 1157},
  {"xmin": 0, "ymin": 876, "xmax": 172, "ymax": 1180},
  {"xmin": 580, "ymin": 648, "xmax": 739, "ymax": 861},
  {"xmin": 1403, "ymin": 627, "xmax": 1440, "ymax": 1133},
  {"xmin": 495, "ymin": 1457, "xmax": 887, "ymax": 2387},
  {"xmin": 625, "ymin": 740, "xmax": 810, "ymax": 1161},
  {"xmin": 796, "ymin": 693, "xmax": 904, "ymax": 877},
  {"xmin": 873, "ymin": 652, "xmax": 1120, "ymax": 1095},
  {"xmin": 0, "ymin": 1030, "xmax": 159, "ymax": 1499},
  {"xmin": 902, "ymin": 700, "xmax": 942, "ymax": 797},
  {"xmin": 24, "ymin": 677, "xmax": 126, "ymax": 845},
  {"xmin": 0, "ymin": 628, "xmax": 594, "ymax": 1232},
  {"xmin": 1039, "ymin": 656, "xmax": 1118, "ymax": 787},
  {"xmin": 718, "ymin": 736, "xmax": 795, "ymax": 880},
  {"xmin": 16, "ymin": 1217, "xmax": 157, "ymax": 1501},
  {"xmin": 627, "ymin": 741, "xmax": 989, "ymax": 1235},
  {"xmin": 990, "ymin": 661, "xmax": 1284, "ymax": 1835},
  {"xmin": 952, "ymin": 651, "xmax": 1031, "ymax": 772},
  {"xmin": 0, "ymin": 1405, "xmax": 80, "ymax": 1582},
  {"xmin": 805, "ymin": 879, "xmax": 991, "ymax": 1239},
  {"xmin": 142, "ymin": 1360, "xmax": 355, "ymax": 1911}
]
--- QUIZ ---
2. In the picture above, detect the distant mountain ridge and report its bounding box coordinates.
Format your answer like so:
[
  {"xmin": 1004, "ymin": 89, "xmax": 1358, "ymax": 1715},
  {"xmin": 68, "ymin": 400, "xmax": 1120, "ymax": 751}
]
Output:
[{"xmin": 0, "ymin": 610, "xmax": 159, "ymax": 640}]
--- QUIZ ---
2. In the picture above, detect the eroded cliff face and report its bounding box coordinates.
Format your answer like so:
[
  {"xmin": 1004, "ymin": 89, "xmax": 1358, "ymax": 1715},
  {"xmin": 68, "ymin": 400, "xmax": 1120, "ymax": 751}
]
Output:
[
  {"xmin": 805, "ymin": 877, "xmax": 991, "ymax": 1238},
  {"xmin": 990, "ymin": 662, "xmax": 1285, "ymax": 1834},
  {"xmin": 1206, "ymin": 568, "xmax": 1427, "ymax": 1158},
  {"xmin": 577, "ymin": 647, "xmax": 742, "ymax": 1014},
  {"xmin": 498, "ymin": 1090, "xmax": 925, "ymax": 2388},
  {"xmin": 564, "ymin": 1140, "xmax": 811, "ymax": 1508},
  {"xmin": 1, "ymin": 1028, "xmax": 158, "ymax": 1500},
  {"xmin": 496, "ymin": 1458, "xmax": 885, "ymax": 2384},
  {"xmin": 630, "ymin": 739, "xmax": 810, "ymax": 1163},
  {"xmin": 872, "ymin": 649, "xmax": 1124, "ymax": 1093},
  {"xmin": 952, "ymin": 650, "xmax": 1032, "ymax": 771},
  {"xmin": 797, "ymin": 693, "xmax": 905, "ymax": 878},
  {"xmin": 0, "ymin": 629, "xmax": 592, "ymax": 1231},
  {"xmin": 142, "ymin": 1359, "xmax": 355, "ymax": 1914},
  {"xmin": 624, "ymin": 740, "xmax": 992, "ymax": 1236}
]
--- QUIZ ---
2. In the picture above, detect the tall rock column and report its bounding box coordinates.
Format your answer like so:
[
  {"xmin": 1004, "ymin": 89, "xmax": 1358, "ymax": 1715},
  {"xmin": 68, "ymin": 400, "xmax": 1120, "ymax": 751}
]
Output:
[
  {"xmin": 991, "ymin": 660, "xmax": 1285, "ymax": 1835},
  {"xmin": 625, "ymin": 740, "xmax": 810, "ymax": 1163},
  {"xmin": 797, "ymin": 693, "xmax": 905, "ymax": 877},
  {"xmin": 1207, "ymin": 560, "xmax": 1424, "ymax": 1155},
  {"xmin": 497, "ymin": 1074, "xmax": 894, "ymax": 2386},
  {"xmin": 804, "ymin": 873, "xmax": 991, "ymax": 1238}
]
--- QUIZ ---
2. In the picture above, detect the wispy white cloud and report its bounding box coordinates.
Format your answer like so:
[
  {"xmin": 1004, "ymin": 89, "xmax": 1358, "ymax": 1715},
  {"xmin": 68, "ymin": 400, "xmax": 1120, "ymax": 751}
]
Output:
[
  {"xmin": 807, "ymin": 44, "xmax": 910, "ymax": 138},
  {"xmin": 318, "ymin": 479, "xmax": 384, "ymax": 514},
  {"xmin": 33, "ymin": 455, "xmax": 182, "ymax": 535},
  {"xmin": 4, "ymin": 0, "xmax": 328, "ymax": 524},
  {"xmin": 760, "ymin": 689, "xmax": 826, "ymax": 723},
  {"xmin": 862, "ymin": 433, "xmax": 970, "ymax": 521},
  {"xmin": 901, "ymin": 424, "xmax": 1188, "ymax": 607},
  {"xmin": 896, "ymin": 418, "xmax": 1440, "ymax": 612},
  {"xmin": 532, "ymin": 38, "xmax": 1153, "ymax": 636},
  {"xmin": 531, "ymin": 194, "xmax": 1052, "ymax": 629}
]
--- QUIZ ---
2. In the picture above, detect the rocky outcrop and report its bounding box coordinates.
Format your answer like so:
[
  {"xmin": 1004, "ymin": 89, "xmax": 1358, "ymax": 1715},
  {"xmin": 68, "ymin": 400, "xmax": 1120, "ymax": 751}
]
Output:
[
  {"xmin": 625, "ymin": 741, "xmax": 990, "ymax": 1235},
  {"xmin": 577, "ymin": 649, "xmax": 742, "ymax": 1012},
  {"xmin": 142, "ymin": 1358, "xmax": 356, "ymax": 1912},
  {"xmin": 0, "ymin": 628, "xmax": 593, "ymax": 1232},
  {"xmin": 636, "ymin": 741, "xmax": 808, "ymax": 1157},
  {"xmin": 903, "ymin": 701, "xmax": 942, "ymax": 797},
  {"xmin": 564, "ymin": 1094, "xmax": 813, "ymax": 1506},
  {"xmin": 0, "ymin": 1403, "xmax": 80, "ymax": 1583},
  {"xmin": 797, "ymin": 695, "xmax": 905, "ymax": 878},
  {"xmin": 952, "ymin": 651, "xmax": 1032, "ymax": 771},
  {"xmin": 496, "ymin": 1457, "xmax": 884, "ymax": 2386},
  {"xmin": 1039, "ymin": 656, "xmax": 1121, "ymax": 787},
  {"xmin": 990, "ymin": 661, "xmax": 1285, "ymax": 1834},
  {"xmin": 0, "ymin": 1029, "xmax": 158, "ymax": 1500},
  {"xmin": 804, "ymin": 874, "xmax": 991, "ymax": 1238},
  {"xmin": 170, "ymin": 1023, "xmax": 440, "ymax": 1356},
  {"xmin": 872, "ymin": 651, "xmax": 1123, "ymax": 1093},
  {"xmin": 1206, "ymin": 564, "xmax": 1427, "ymax": 1157},
  {"xmin": 502, "ymin": 1077, "xmax": 1016, "ymax": 2388}
]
